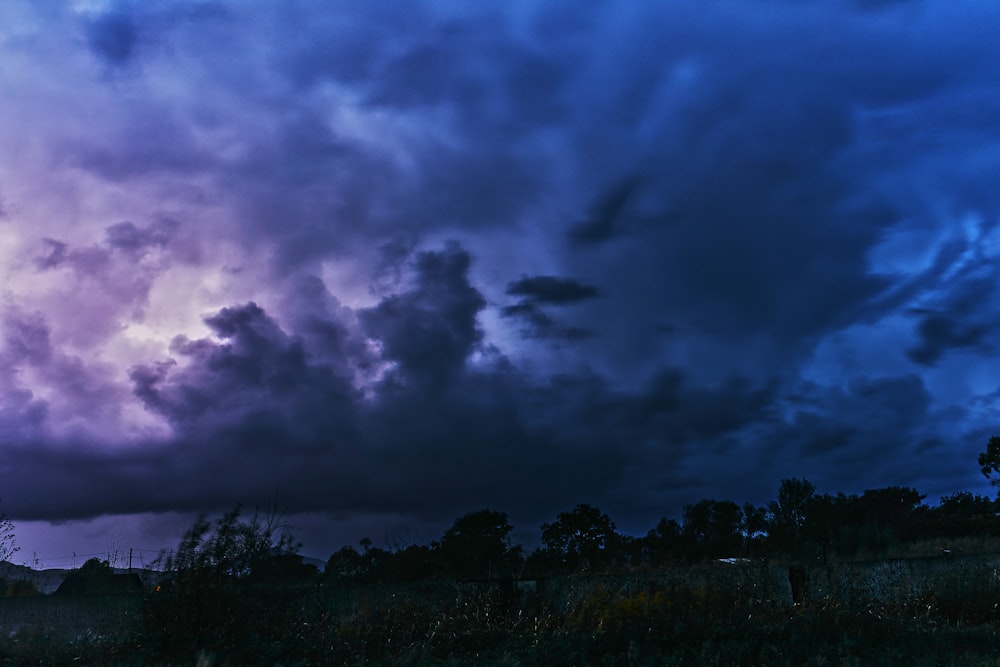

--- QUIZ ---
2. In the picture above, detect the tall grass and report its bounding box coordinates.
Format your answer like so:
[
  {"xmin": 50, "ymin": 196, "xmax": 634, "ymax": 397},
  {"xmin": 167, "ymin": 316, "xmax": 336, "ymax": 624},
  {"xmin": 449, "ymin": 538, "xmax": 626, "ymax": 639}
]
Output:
[{"xmin": 5, "ymin": 558, "xmax": 1000, "ymax": 665}]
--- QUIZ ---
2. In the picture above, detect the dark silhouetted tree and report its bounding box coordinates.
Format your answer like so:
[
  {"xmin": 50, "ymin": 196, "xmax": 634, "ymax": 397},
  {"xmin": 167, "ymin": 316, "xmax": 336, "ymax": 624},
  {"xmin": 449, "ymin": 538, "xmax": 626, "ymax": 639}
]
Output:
[
  {"xmin": 922, "ymin": 492, "xmax": 1000, "ymax": 540},
  {"xmin": 741, "ymin": 503, "xmax": 769, "ymax": 557},
  {"xmin": 681, "ymin": 499, "xmax": 743, "ymax": 561},
  {"xmin": 148, "ymin": 505, "xmax": 303, "ymax": 659},
  {"xmin": 157, "ymin": 505, "xmax": 299, "ymax": 580},
  {"xmin": 980, "ymin": 435, "xmax": 1000, "ymax": 491},
  {"xmin": 437, "ymin": 509, "xmax": 522, "ymax": 579},
  {"xmin": 381, "ymin": 544, "xmax": 436, "ymax": 583},
  {"xmin": 767, "ymin": 478, "xmax": 816, "ymax": 556},
  {"xmin": 806, "ymin": 488, "xmax": 925, "ymax": 559},
  {"xmin": 858, "ymin": 486, "xmax": 925, "ymax": 543},
  {"xmin": 540, "ymin": 504, "xmax": 620, "ymax": 572},
  {"xmin": 325, "ymin": 545, "xmax": 366, "ymax": 582},
  {"xmin": 643, "ymin": 517, "xmax": 681, "ymax": 567},
  {"xmin": 0, "ymin": 500, "xmax": 17, "ymax": 564}
]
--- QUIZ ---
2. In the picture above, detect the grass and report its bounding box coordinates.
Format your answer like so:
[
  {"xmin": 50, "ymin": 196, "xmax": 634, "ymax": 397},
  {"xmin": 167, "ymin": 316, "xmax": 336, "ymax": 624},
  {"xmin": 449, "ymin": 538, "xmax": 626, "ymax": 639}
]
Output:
[{"xmin": 5, "ymin": 557, "xmax": 1000, "ymax": 665}]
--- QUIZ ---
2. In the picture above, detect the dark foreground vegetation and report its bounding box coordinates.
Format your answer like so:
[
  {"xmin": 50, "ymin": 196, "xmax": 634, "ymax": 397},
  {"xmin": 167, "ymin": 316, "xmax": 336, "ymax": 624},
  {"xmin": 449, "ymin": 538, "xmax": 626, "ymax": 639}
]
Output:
[
  {"xmin": 5, "ymin": 438, "xmax": 1000, "ymax": 665},
  {"xmin": 5, "ymin": 551, "xmax": 1000, "ymax": 666}
]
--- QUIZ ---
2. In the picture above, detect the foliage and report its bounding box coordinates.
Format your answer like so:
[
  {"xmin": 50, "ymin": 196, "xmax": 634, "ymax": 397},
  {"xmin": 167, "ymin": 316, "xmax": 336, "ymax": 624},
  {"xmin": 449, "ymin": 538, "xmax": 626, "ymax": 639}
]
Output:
[
  {"xmin": 156, "ymin": 505, "xmax": 299, "ymax": 579},
  {"xmin": 643, "ymin": 517, "xmax": 681, "ymax": 566},
  {"xmin": 326, "ymin": 544, "xmax": 367, "ymax": 582},
  {"xmin": 437, "ymin": 508, "xmax": 523, "ymax": 579},
  {"xmin": 540, "ymin": 504, "xmax": 621, "ymax": 572},
  {"xmin": 681, "ymin": 499, "xmax": 744, "ymax": 561},
  {"xmin": 979, "ymin": 434, "xmax": 1000, "ymax": 490},
  {"xmin": 767, "ymin": 478, "xmax": 816, "ymax": 555},
  {"xmin": 0, "ymin": 498, "xmax": 18, "ymax": 563},
  {"xmin": 741, "ymin": 502, "xmax": 768, "ymax": 556},
  {"xmin": 3, "ymin": 577, "xmax": 40, "ymax": 597},
  {"xmin": 922, "ymin": 492, "xmax": 1000, "ymax": 539},
  {"xmin": 80, "ymin": 556, "xmax": 113, "ymax": 575},
  {"xmin": 145, "ymin": 504, "xmax": 310, "ymax": 661}
]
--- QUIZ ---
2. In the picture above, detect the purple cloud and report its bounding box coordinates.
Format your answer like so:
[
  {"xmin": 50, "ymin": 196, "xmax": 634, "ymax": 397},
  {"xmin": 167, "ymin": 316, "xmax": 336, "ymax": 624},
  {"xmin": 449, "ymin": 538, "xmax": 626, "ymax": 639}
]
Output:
[{"xmin": 1, "ymin": 1, "xmax": 1000, "ymax": 564}]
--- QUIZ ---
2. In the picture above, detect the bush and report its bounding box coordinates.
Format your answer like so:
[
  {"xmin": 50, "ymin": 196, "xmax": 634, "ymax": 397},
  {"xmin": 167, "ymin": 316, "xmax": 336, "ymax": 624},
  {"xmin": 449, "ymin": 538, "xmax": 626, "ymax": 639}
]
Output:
[{"xmin": 144, "ymin": 505, "xmax": 315, "ymax": 663}]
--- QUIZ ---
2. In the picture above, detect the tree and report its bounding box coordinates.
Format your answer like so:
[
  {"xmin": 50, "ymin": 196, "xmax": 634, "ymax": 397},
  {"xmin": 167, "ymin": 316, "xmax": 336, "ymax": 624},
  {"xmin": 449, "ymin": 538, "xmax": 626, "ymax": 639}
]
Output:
[
  {"xmin": 979, "ymin": 436, "xmax": 1000, "ymax": 490},
  {"xmin": 741, "ymin": 503, "xmax": 769, "ymax": 557},
  {"xmin": 0, "ymin": 500, "xmax": 17, "ymax": 564},
  {"xmin": 437, "ymin": 509, "xmax": 522, "ymax": 579},
  {"xmin": 325, "ymin": 545, "xmax": 366, "ymax": 582},
  {"xmin": 381, "ymin": 544, "xmax": 436, "ymax": 583},
  {"xmin": 681, "ymin": 499, "xmax": 743, "ymax": 561},
  {"xmin": 923, "ymin": 492, "xmax": 1000, "ymax": 539},
  {"xmin": 643, "ymin": 517, "xmax": 681, "ymax": 567},
  {"xmin": 857, "ymin": 486, "xmax": 925, "ymax": 542},
  {"xmin": 767, "ymin": 478, "xmax": 816, "ymax": 555},
  {"xmin": 540, "ymin": 504, "xmax": 620, "ymax": 572},
  {"xmin": 148, "ymin": 505, "xmax": 305, "ymax": 658},
  {"xmin": 157, "ymin": 504, "xmax": 299, "ymax": 580}
]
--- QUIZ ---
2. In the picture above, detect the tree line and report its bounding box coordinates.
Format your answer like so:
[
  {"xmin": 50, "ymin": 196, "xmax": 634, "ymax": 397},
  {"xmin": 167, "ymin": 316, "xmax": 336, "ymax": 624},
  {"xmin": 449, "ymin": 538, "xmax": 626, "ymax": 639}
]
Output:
[
  {"xmin": 317, "ymin": 436, "xmax": 1000, "ymax": 582},
  {"xmin": 324, "ymin": 482, "xmax": 1000, "ymax": 584}
]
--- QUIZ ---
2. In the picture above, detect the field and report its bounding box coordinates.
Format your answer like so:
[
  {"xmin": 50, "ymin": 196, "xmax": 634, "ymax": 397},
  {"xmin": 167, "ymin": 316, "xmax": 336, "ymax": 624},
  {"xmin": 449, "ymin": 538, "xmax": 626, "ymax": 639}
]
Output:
[{"xmin": 3, "ymin": 553, "xmax": 1000, "ymax": 666}]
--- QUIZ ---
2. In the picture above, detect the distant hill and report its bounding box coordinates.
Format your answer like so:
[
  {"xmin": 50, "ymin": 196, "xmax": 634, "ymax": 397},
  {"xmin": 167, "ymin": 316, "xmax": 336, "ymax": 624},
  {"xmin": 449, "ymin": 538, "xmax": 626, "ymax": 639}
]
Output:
[
  {"xmin": 0, "ymin": 560, "xmax": 164, "ymax": 595},
  {"xmin": 302, "ymin": 555, "xmax": 326, "ymax": 572},
  {"xmin": 0, "ymin": 561, "xmax": 70, "ymax": 594}
]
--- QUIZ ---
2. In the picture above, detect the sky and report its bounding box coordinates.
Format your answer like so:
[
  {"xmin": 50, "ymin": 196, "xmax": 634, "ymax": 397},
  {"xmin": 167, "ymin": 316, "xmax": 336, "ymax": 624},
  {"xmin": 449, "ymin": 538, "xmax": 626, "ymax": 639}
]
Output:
[{"xmin": 2, "ymin": 0, "xmax": 1000, "ymax": 568}]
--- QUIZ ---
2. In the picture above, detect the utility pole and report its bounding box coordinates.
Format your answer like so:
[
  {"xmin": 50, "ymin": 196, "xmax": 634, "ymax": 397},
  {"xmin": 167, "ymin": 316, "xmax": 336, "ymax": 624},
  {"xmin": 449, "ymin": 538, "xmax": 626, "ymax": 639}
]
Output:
[{"xmin": 129, "ymin": 548, "xmax": 133, "ymax": 573}]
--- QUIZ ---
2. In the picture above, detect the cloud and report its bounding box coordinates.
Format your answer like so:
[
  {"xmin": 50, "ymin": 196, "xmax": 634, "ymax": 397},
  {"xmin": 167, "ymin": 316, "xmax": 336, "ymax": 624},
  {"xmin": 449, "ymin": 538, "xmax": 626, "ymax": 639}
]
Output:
[
  {"xmin": 505, "ymin": 276, "xmax": 600, "ymax": 305},
  {"xmin": 907, "ymin": 313, "xmax": 989, "ymax": 365},
  {"xmin": 501, "ymin": 274, "xmax": 599, "ymax": 340},
  {"xmin": 26, "ymin": 219, "xmax": 199, "ymax": 349},
  {"xmin": 499, "ymin": 301, "xmax": 592, "ymax": 341},
  {"xmin": 0, "ymin": 243, "xmax": 781, "ymax": 528},
  {"xmin": 567, "ymin": 177, "xmax": 641, "ymax": 246},
  {"xmin": 85, "ymin": 7, "xmax": 139, "ymax": 68},
  {"xmin": 130, "ymin": 300, "xmax": 359, "ymax": 445},
  {"xmin": 3, "ymin": 1, "xmax": 1000, "ymax": 559},
  {"xmin": 0, "ymin": 306, "xmax": 130, "ymax": 444},
  {"xmin": 359, "ymin": 243, "xmax": 486, "ymax": 390}
]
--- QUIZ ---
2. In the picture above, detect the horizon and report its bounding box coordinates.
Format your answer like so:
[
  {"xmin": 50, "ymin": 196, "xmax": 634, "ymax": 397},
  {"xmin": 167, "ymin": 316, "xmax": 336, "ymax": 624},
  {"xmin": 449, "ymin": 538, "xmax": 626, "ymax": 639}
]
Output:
[{"xmin": 8, "ymin": 477, "xmax": 1000, "ymax": 571}]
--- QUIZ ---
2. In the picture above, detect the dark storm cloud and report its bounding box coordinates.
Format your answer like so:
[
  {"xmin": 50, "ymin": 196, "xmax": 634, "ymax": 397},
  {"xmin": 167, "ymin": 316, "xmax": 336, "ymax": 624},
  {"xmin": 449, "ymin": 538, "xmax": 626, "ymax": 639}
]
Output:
[
  {"xmin": 630, "ymin": 371, "xmax": 778, "ymax": 447},
  {"xmin": 505, "ymin": 275, "xmax": 600, "ymax": 305},
  {"xmin": 104, "ymin": 218, "xmax": 176, "ymax": 254},
  {"xmin": 82, "ymin": 1, "xmax": 230, "ymax": 70},
  {"xmin": 501, "ymin": 274, "xmax": 599, "ymax": 340},
  {"xmin": 359, "ymin": 243, "xmax": 485, "ymax": 390},
  {"xmin": 756, "ymin": 374, "xmax": 958, "ymax": 501},
  {"xmin": 7, "ymin": 0, "xmax": 1000, "ymax": 554},
  {"xmin": 0, "ymin": 243, "xmax": 781, "ymax": 525},
  {"xmin": 901, "ymin": 221, "xmax": 1000, "ymax": 366},
  {"xmin": 567, "ymin": 177, "xmax": 641, "ymax": 246},
  {"xmin": 85, "ymin": 7, "xmax": 138, "ymax": 67},
  {"xmin": 131, "ymin": 301, "xmax": 359, "ymax": 445},
  {"xmin": 907, "ymin": 313, "xmax": 989, "ymax": 366},
  {"xmin": 789, "ymin": 375, "xmax": 932, "ymax": 460},
  {"xmin": 499, "ymin": 301, "xmax": 591, "ymax": 341}
]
